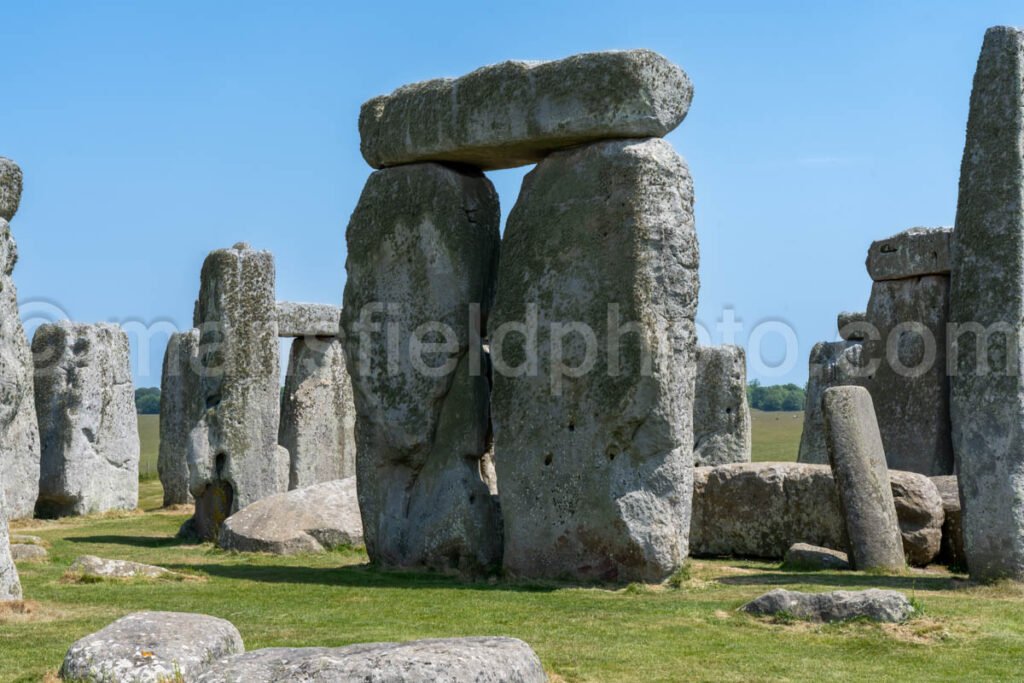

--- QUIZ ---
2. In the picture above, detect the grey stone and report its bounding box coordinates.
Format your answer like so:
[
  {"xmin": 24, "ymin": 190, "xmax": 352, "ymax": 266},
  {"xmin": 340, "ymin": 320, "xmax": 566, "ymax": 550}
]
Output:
[
  {"xmin": 932, "ymin": 475, "xmax": 966, "ymax": 570},
  {"xmin": 741, "ymin": 589, "xmax": 914, "ymax": 623},
  {"xmin": 889, "ymin": 470, "xmax": 944, "ymax": 565},
  {"xmin": 60, "ymin": 611, "xmax": 244, "ymax": 682},
  {"xmin": 866, "ymin": 227, "xmax": 952, "ymax": 281},
  {"xmin": 33, "ymin": 322, "xmax": 139, "ymax": 517},
  {"xmin": 0, "ymin": 218, "xmax": 40, "ymax": 519},
  {"xmin": 10, "ymin": 544, "xmax": 47, "ymax": 562},
  {"xmin": 360, "ymin": 50, "xmax": 692, "ymax": 171},
  {"xmin": 276, "ymin": 301, "xmax": 342, "ymax": 337},
  {"xmin": 341, "ymin": 163, "xmax": 502, "ymax": 574},
  {"xmin": 0, "ymin": 478, "xmax": 20, "ymax": 600},
  {"xmin": 797, "ymin": 341, "xmax": 865, "ymax": 465},
  {"xmin": 218, "ymin": 478, "xmax": 363, "ymax": 554},
  {"xmin": 490, "ymin": 138, "xmax": 698, "ymax": 583},
  {"xmin": 837, "ymin": 311, "xmax": 868, "ymax": 341},
  {"xmin": 0, "ymin": 157, "xmax": 22, "ymax": 221},
  {"xmin": 693, "ymin": 345, "xmax": 751, "ymax": 466},
  {"xmin": 10, "ymin": 534, "xmax": 43, "ymax": 545},
  {"xmin": 690, "ymin": 463, "xmax": 942, "ymax": 565},
  {"xmin": 158, "ymin": 330, "xmax": 199, "ymax": 506},
  {"xmin": 782, "ymin": 543, "xmax": 849, "ymax": 571},
  {"xmin": 184, "ymin": 244, "xmax": 288, "ymax": 541},
  {"xmin": 949, "ymin": 25, "xmax": 1024, "ymax": 581},
  {"xmin": 279, "ymin": 336, "xmax": 356, "ymax": 489},
  {"xmin": 67, "ymin": 555, "xmax": 180, "ymax": 580},
  {"xmin": 196, "ymin": 637, "xmax": 546, "ymax": 683},
  {"xmin": 824, "ymin": 386, "xmax": 905, "ymax": 571}
]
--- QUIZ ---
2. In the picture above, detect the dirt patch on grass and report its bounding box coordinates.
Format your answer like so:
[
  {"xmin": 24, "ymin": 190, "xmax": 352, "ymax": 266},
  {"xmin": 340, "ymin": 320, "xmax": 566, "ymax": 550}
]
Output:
[{"xmin": 0, "ymin": 600, "xmax": 78, "ymax": 625}]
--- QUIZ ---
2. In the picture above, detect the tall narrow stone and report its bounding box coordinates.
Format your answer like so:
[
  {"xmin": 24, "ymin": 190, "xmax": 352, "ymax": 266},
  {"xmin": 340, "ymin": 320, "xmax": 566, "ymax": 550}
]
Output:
[
  {"xmin": 490, "ymin": 138, "xmax": 698, "ymax": 583},
  {"xmin": 823, "ymin": 386, "xmax": 905, "ymax": 571},
  {"xmin": 33, "ymin": 322, "xmax": 139, "ymax": 517},
  {"xmin": 184, "ymin": 244, "xmax": 287, "ymax": 540},
  {"xmin": 693, "ymin": 345, "xmax": 751, "ymax": 466},
  {"xmin": 0, "ymin": 476, "xmax": 19, "ymax": 600},
  {"xmin": 949, "ymin": 26, "xmax": 1024, "ymax": 580},
  {"xmin": 341, "ymin": 163, "xmax": 502, "ymax": 574},
  {"xmin": 158, "ymin": 330, "xmax": 199, "ymax": 506},
  {"xmin": 798, "ymin": 341, "xmax": 864, "ymax": 464},
  {"xmin": 279, "ymin": 336, "xmax": 356, "ymax": 489}
]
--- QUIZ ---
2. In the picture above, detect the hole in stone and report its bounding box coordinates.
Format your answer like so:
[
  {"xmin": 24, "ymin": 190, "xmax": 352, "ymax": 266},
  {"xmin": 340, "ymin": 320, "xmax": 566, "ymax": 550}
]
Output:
[
  {"xmin": 607, "ymin": 449, "xmax": 617, "ymax": 461},
  {"xmin": 725, "ymin": 407, "xmax": 732, "ymax": 415},
  {"xmin": 544, "ymin": 453, "xmax": 553, "ymax": 466},
  {"xmin": 206, "ymin": 394, "xmax": 221, "ymax": 410},
  {"xmin": 215, "ymin": 452, "xmax": 228, "ymax": 478},
  {"xmin": 469, "ymin": 493, "xmax": 476, "ymax": 504},
  {"xmin": 568, "ymin": 421, "xmax": 575, "ymax": 432}
]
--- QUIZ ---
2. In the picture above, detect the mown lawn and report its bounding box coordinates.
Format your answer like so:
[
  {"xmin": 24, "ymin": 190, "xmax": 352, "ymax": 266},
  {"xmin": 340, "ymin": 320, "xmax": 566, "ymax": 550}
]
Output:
[
  {"xmin": 751, "ymin": 409, "xmax": 803, "ymax": 462},
  {"xmin": 137, "ymin": 414, "xmax": 159, "ymax": 480}
]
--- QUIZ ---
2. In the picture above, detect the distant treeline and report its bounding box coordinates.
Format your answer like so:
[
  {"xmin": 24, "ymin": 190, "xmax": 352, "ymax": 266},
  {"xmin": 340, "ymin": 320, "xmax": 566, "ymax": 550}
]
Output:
[
  {"xmin": 135, "ymin": 387, "xmax": 160, "ymax": 415},
  {"xmin": 747, "ymin": 380, "xmax": 805, "ymax": 412}
]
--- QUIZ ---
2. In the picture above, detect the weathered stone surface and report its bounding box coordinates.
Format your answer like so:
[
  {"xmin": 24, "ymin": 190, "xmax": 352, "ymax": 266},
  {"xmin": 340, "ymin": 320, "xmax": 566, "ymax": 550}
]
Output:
[
  {"xmin": 10, "ymin": 534, "xmax": 43, "ymax": 545},
  {"xmin": 342, "ymin": 163, "xmax": 502, "ymax": 574},
  {"xmin": 184, "ymin": 244, "xmax": 287, "ymax": 541},
  {"xmin": 60, "ymin": 611, "xmax": 244, "ymax": 682},
  {"xmin": 949, "ymin": 26, "xmax": 1024, "ymax": 581},
  {"xmin": 823, "ymin": 386, "xmax": 905, "ymax": 571},
  {"xmin": 0, "ymin": 480, "xmax": 20, "ymax": 600},
  {"xmin": 889, "ymin": 470, "xmax": 944, "ymax": 565},
  {"xmin": 197, "ymin": 637, "xmax": 546, "ymax": 683},
  {"xmin": 279, "ymin": 336, "xmax": 356, "ymax": 489},
  {"xmin": 219, "ymin": 478, "xmax": 363, "ymax": 554},
  {"xmin": 782, "ymin": 543, "xmax": 849, "ymax": 571},
  {"xmin": 797, "ymin": 341, "xmax": 865, "ymax": 465},
  {"xmin": 158, "ymin": 330, "xmax": 199, "ymax": 506},
  {"xmin": 742, "ymin": 589, "xmax": 914, "ymax": 623},
  {"xmin": 693, "ymin": 345, "xmax": 751, "ymax": 466},
  {"xmin": 360, "ymin": 50, "xmax": 692, "ymax": 171},
  {"xmin": 932, "ymin": 475, "xmax": 966, "ymax": 570},
  {"xmin": 275, "ymin": 301, "xmax": 341, "ymax": 337},
  {"xmin": 866, "ymin": 227, "xmax": 953, "ymax": 281},
  {"xmin": 67, "ymin": 555, "xmax": 179, "ymax": 580},
  {"xmin": 33, "ymin": 322, "xmax": 139, "ymax": 517},
  {"xmin": 0, "ymin": 157, "xmax": 22, "ymax": 221},
  {"xmin": 10, "ymin": 544, "xmax": 47, "ymax": 562},
  {"xmin": 837, "ymin": 311, "xmax": 869, "ymax": 341},
  {"xmin": 491, "ymin": 138, "xmax": 697, "ymax": 583},
  {"xmin": 691, "ymin": 463, "xmax": 941, "ymax": 564},
  {"xmin": 0, "ymin": 218, "xmax": 40, "ymax": 519}
]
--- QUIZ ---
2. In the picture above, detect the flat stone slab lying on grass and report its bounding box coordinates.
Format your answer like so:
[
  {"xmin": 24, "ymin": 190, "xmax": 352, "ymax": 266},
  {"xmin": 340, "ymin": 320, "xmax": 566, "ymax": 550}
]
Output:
[
  {"xmin": 782, "ymin": 543, "xmax": 849, "ymax": 571},
  {"xmin": 60, "ymin": 611, "xmax": 244, "ymax": 682},
  {"xmin": 218, "ymin": 478, "xmax": 363, "ymax": 554},
  {"xmin": 9, "ymin": 534, "xmax": 44, "ymax": 545},
  {"xmin": 741, "ymin": 589, "xmax": 914, "ymax": 623},
  {"xmin": 10, "ymin": 544, "xmax": 47, "ymax": 562},
  {"xmin": 67, "ymin": 555, "xmax": 181, "ymax": 580},
  {"xmin": 195, "ymin": 637, "xmax": 546, "ymax": 683}
]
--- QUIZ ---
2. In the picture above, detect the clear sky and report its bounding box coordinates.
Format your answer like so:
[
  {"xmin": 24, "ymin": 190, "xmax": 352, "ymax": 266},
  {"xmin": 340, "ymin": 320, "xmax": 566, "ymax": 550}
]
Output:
[{"xmin": 2, "ymin": 1, "xmax": 1020, "ymax": 387}]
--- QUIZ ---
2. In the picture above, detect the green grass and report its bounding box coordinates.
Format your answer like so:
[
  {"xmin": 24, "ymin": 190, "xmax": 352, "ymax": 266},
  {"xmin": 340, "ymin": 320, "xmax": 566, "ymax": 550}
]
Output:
[
  {"xmin": 751, "ymin": 409, "xmax": 803, "ymax": 462},
  {"xmin": 138, "ymin": 414, "xmax": 159, "ymax": 481}
]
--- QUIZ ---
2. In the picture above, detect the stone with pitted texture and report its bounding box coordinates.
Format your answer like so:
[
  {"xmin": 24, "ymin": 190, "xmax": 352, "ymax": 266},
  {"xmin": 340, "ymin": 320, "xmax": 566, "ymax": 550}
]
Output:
[
  {"xmin": 33, "ymin": 322, "xmax": 138, "ymax": 517},
  {"xmin": 10, "ymin": 544, "xmax": 47, "ymax": 562},
  {"xmin": 797, "ymin": 341, "xmax": 865, "ymax": 465},
  {"xmin": 158, "ymin": 330, "xmax": 199, "ymax": 506},
  {"xmin": 742, "ymin": 589, "xmax": 914, "ymax": 623},
  {"xmin": 866, "ymin": 227, "xmax": 952, "ymax": 282},
  {"xmin": 0, "ymin": 157, "xmax": 22, "ymax": 221},
  {"xmin": 67, "ymin": 555, "xmax": 181, "ymax": 580},
  {"xmin": 0, "ymin": 479, "xmax": 20, "ymax": 600},
  {"xmin": 60, "ymin": 611, "xmax": 244, "ymax": 682},
  {"xmin": 275, "ymin": 301, "xmax": 342, "ymax": 337},
  {"xmin": 360, "ymin": 50, "xmax": 692, "ymax": 170},
  {"xmin": 693, "ymin": 345, "xmax": 751, "ymax": 466}
]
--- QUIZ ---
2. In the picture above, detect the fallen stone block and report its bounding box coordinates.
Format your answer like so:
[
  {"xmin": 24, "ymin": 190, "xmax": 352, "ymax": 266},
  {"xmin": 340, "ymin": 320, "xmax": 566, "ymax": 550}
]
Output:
[
  {"xmin": 742, "ymin": 588, "xmax": 914, "ymax": 623},
  {"xmin": 782, "ymin": 543, "xmax": 849, "ymax": 571},
  {"xmin": 10, "ymin": 544, "xmax": 47, "ymax": 562},
  {"xmin": 66, "ymin": 555, "xmax": 183, "ymax": 581}
]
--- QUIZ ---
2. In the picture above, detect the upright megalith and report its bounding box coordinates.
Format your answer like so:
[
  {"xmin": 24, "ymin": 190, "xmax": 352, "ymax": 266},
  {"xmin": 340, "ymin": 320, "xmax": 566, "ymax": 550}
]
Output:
[
  {"xmin": 0, "ymin": 462, "xmax": 21, "ymax": 600},
  {"xmin": 279, "ymin": 336, "xmax": 356, "ymax": 489},
  {"xmin": 158, "ymin": 330, "xmax": 199, "ymax": 506},
  {"xmin": 949, "ymin": 26, "xmax": 1024, "ymax": 580},
  {"xmin": 33, "ymin": 322, "xmax": 139, "ymax": 517},
  {"xmin": 183, "ymin": 243, "xmax": 287, "ymax": 540},
  {"xmin": 342, "ymin": 163, "xmax": 502, "ymax": 574},
  {"xmin": 491, "ymin": 137, "xmax": 698, "ymax": 583},
  {"xmin": 693, "ymin": 345, "xmax": 751, "ymax": 466},
  {"xmin": 823, "ymin": 386, "xmax": 905, "ymax": 571},
  {"xmin": 0, "ymin": 158, "xmax": 40, "ymax": 519},
  {"xmin": 798, "ymin": 341, "xmax": 864, "ymax": 465}
]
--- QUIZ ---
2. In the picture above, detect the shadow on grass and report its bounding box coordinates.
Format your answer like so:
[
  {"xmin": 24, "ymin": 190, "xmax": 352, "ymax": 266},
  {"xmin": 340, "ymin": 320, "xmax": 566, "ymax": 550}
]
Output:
[
  {"xmin": 65, "ymin": 535, "xmax": 202, "ymax": 549},
  {"xmin": 717, "ymin": 570, "xmax": 966, "ymax": 592}
]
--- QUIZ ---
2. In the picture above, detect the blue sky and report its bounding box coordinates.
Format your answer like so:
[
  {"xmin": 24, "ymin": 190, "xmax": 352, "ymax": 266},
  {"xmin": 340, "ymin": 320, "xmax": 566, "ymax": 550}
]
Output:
[{"xmin": 1, "ymin": 1, "xmax": 1020, "ymax": 387}]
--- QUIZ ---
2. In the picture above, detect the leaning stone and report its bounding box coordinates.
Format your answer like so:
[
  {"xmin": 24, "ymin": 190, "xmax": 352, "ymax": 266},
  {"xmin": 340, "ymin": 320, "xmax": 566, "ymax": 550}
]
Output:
[
  {"xmin": 158, "ymin": 330, "xmax": 199, "ymax": 506},
  {"xmin": 0, "ymin": 157, "xmax": 22, "ymax": 221},
  {"xmin": 10, "ymin": 544, "xmax": 47, "ymax": 562},
  {"xmin": 782, "ymin": 543, "xmax": 850, "ymax": 571},
  {"xmin": 693, "ymin": 345, "xmax": 751, "ymax": 466},
  {"xmin": 837, "ymin": 311, "xmax": 868, "ymax": 341},
  {"xmin": 219, "ymin": 478, "xmax": 362, "ymax": 554},
  {"xmin": 931, "ymin": 475, "xmax": 966, "ymax": 570},
  {"xmin": 360, "ymin": 50, "xmax": 692, "ymax": 170},
  {"xmin": 797, "ymin": 341, "xmax": 865, "ymax": 465},
  {"xmin": 33, "ymin": 322, "xmax": 139, "ymax": 517},
  {"xmin": 0, "ymin": 218, "xmax": 40, "ymax": 519},
  {"xmin": 342, "ymin": 163, "xmax": 502, "ymax": 574},
  {"xmin": 66, "ymin": 555, "xmax": 181, "ymax": 580},
  {"xmin": 196, "ymin": 637, "xmax": 546, "ymax": 683},
  {"xmin": 889, "ymin": 470, "xmax": 944, "ymax": 565},
  {"xmin": 949, "ymin": 26, "xmax": 1024, "ymax": 581},
  {"xmin": 185, "ymin": 244, "xmax": 288, "ymax": 540},
  {"xmin": 60, "ymin": 611, "xmax": 244, "ymax": 682},
  {"xmin": 741, "ymin": 589, "xmax": 913, "ymax": 623},
  {"xmin": 824, "ymin": 386, "xmax": 905, "ymax": 571},
  {"xmin": 279, "ymin": 336, "xmax": 356, "ymax": 489},
  {"xmin": 275, "ymin": 301, "xmax": 341, "ymax": 337},
  {"xmin": 491, "ymin": 138, "xmax": 698, "ymax": 583},
  {"xmin": 866, "ymin": 227, "xmax": 952, "ymax": 281}
]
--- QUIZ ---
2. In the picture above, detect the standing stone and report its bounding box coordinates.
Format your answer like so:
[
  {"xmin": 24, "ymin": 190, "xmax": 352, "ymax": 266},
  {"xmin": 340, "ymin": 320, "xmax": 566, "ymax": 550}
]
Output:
[
  {"xmin": 342, "ymin": 163, "xmax": 502, "ymax": 574},
  {"xmin": 798, "ymin": 341, "xmax": 864, "ymax": 464},
  {"xmin": 693, "ymin": 345, "xmax": 751, "ymax": 466},
  {"xmin": 0, "ymin": 467, "xmax": 20, "ymax": 600},
  {"xmin": 32, "ymin": 322, "xmax": 138, "ymax": 517},
  {"xmin": 158, "ymin": 330, "xmax": 199, "ymax": 506},
  {"xmin": 491, "ymin": 138, "xmax": 698, "ymax": 583},
  {"xmin": 184, "ymin": 244, "xmax": 287, "ymax": 540},
  {"xmin": 0, "ymin": 157, "xmax": 22, "ymax": 221},
  {"xmin": 279, "ymin": 336, "xmax": 356, "ymax": 489},
  {"xmin": 823, "ymin": 386, "xmax": 905, "ymax": 571},
  {"xmin": 949, "ymin": 26, "xmax": 1024, "ymax": 581}
]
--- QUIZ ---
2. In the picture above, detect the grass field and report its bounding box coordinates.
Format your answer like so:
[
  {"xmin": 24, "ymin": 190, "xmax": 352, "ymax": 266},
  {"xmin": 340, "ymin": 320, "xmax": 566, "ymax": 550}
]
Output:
[
  {"xmin": 137, "ymin": 414, "xmax": 159, "ymax": 480},
  {"xmin": 750, "ymin": 409, "xmax": 803, "ymax": 462}
]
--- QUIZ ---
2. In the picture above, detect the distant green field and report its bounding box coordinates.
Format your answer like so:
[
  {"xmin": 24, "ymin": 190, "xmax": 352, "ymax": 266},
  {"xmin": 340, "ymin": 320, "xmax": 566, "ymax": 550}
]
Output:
[
  {"xmin": 750, "ymin": 409, "xmax": 803, "ymax": 462},
  {"xmin": 138, "ymin": 414, "xmax": 159, "ymax": 480}
]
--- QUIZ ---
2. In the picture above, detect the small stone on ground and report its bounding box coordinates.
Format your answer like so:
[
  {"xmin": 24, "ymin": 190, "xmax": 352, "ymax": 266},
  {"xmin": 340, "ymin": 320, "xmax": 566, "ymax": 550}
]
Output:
[{"xmin": 741, "ymin": 588, "xmax": 914, "ymax": 623}]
